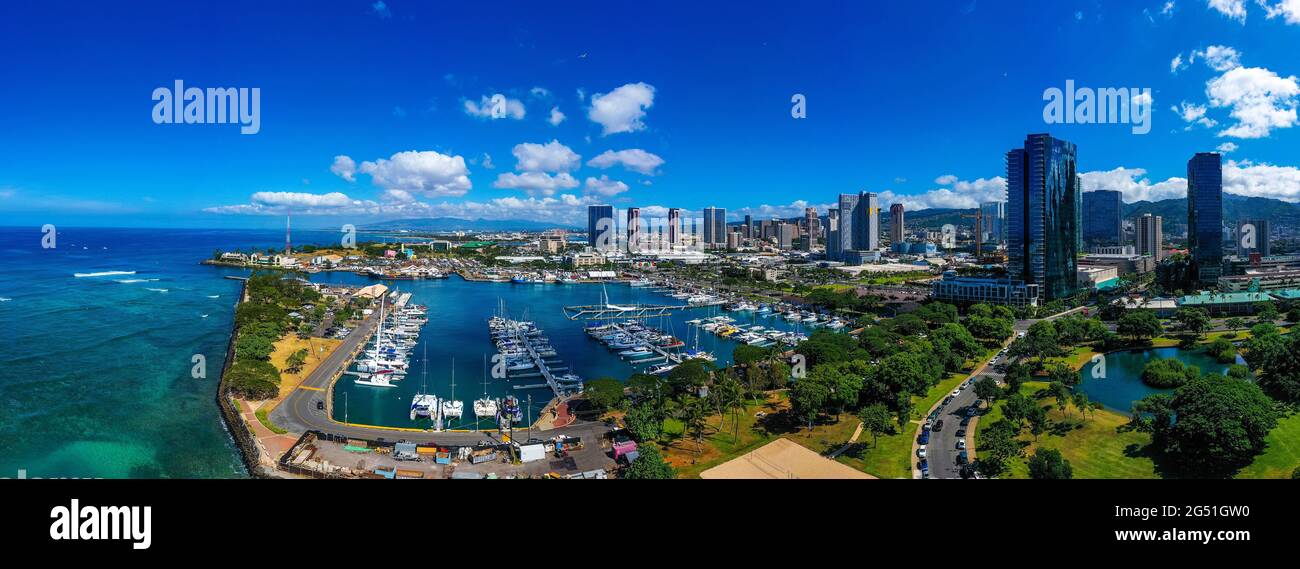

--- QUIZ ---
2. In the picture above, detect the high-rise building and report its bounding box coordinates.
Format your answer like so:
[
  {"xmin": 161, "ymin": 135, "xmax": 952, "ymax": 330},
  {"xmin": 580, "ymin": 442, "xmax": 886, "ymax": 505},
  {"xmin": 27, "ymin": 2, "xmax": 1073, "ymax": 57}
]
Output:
[
  {"xmin": 1187, "ymin": 152, "xmax": 1224, "ymax": 285},
  {"xmin": 835, "ymin": 193, "xmax": 859, "ymax": 261},
  {"xmin": 979, "ymin": 201, "xmax": 1006, "ymax": 244},
  {"xmin": 1137, "ymin": 213, "xmax": 1163, "ymax": 261},
  {"xmin": 587, "ymin": 204, "xmax": 614, "ymax": 250},
  {"xmin": 804, "ymin": 207, "xmax": 819, "ymax": 241},
  {"xmin": 889, "ymin": 203, "xmax": 905, "ymax": 244},
  {"xmin": 777, "ymin": 222, "xmax": 796, "ymax": 249},
  {"xmin": 1082, "ymin": 190, "xmax": 1123, "ymax": 246},
  {"xmin": 743, "ymin": 214, "xmax": 754, "ymax": 238},
  {"xmin": 667, "ymin": 208, "xmax": 682, "ymax": 245},
  {"xmin": 1006, "ymin": 133, "xmax": 1081, "ymax": 300},
  {"xmin": 626, "ymin": 207, "xmax": 641, "ymax": 252},
  {"xmin": 857, "ymin": 192, "xmax": 880, "ymax": 251},
  {"xmin": 1237, "ymin": 218, "xmax": 1270, "ymax": 257},
  {"xmin": 826, "ymin": 209, "xmax": 841, "ymax": 260},
  {"xmin": 703, "ymin": 206, "xmax": 726, "ymax": 247}
]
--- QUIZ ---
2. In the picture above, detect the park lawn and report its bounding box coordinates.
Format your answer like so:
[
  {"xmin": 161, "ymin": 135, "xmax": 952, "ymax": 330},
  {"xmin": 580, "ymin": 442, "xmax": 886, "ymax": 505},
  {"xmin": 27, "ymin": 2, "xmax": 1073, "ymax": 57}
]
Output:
[
  {"xmin": 662, "ymin": 394, "xmax": 785, "ymax": 479},
  {"xmin": 269, "ymin": 335, "xmax": 342, "ymax": 399},
  {"xmin": 978, "ymin": 381, "xmax": 1156, "ymax": 479},
  {"xmin": 1236, "ymin": 411, "xmax": 1300, "ymax": 479}
]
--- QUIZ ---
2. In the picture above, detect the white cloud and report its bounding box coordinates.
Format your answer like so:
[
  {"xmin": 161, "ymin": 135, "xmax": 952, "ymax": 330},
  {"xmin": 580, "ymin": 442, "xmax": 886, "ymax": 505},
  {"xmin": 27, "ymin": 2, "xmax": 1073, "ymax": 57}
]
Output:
[
  {"xmin": 1172, "ymin": 101, "xmax": 1217, "ymax": 128},
  {"xmin": 587, "ymin": 148, "xmax": 665, "ymax": 175},
  {"xmin": 357, "ymin": 150, "xmax": 472, "ymax": 197},
  {"xmin": 1162, "ymin": 1, "xmax": 1177, "ymax": 16},
  {"xmin": 583, "ymin": 175, "xmax": 629, "ymax": 197},
  {"xmin": 480, "ymin": 153, "xmax": 495, "ymax": 169},
  {"xmin": 548, "ymin": 106, "xmax": 566, "ymax": 126},
  {"xmin": 878, "ymin": 176, "xmax": 1007, "ymax": 210},
  {"xmin": 1224, "ymin": 159, "xmax": 1300, "ymax": 202},
  {"xmin": 1208, "ymin": 0, "xmax": 1247, "ymax": 22},
  {"xmin": 530, "ymin": 87, "xmax": 551, "ymax": 99},
  {"xmin": 1080, "ymin": 167, "xmax": 1187, "ymax": 202},
  {"xmin": 330, "ymin": 155, "xmax": 356, "ymax": 182},
  {"xmin": 463, "ymin": 94, "xmax": 526, "ymax": 120},
  {"xmin": 1217, "ymin": 141, "xmax": 1239, "ymax": 153},
  {"xmin": 371, "ymin": 1, "xmax": 391, "ymax": 19},
  {"xmin": 492, "ymin": 171, "xmax": 579, "ymax": 196},
  {"xmin": 204, "ymin": 191, "xmax": 380, "ymax": 215},
  {"xmin": 1190, "ymin": 45, "xmax": 1241, "ymax": 71},
  {"xmin": 1261, "ymin": 0, "xmax": 1300, "ymax": 23},
  {"xmin": 511, "ymin": 140, "xmax": 580, "ymax": 172},
  {"xmin": 1170, "ymin": 53, "xmax": 1186, "ymax": 74},
  {"xmin": 733, "ymin": 200, "xmax": 834, "ymax": 220},
  {"xmin": 587, "ymin": 82, "xmax": 656, "ymax": 135},
  {"xmin": 1206, "ymin": 66, "xmax": 1300, "ymax": 138}
]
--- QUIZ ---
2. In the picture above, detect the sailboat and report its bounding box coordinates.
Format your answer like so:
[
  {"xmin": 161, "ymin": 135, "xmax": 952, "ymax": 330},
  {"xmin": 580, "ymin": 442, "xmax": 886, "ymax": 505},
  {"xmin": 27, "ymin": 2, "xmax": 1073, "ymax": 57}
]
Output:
[
  {"xmin": 474, "ymin": 354, "xmax": 498, "ymax": 419},
  {"xmin": 409, "ymin": 344, "xmax": 438, "ymax": 420},
  {"xmin": 441, "ymin": 357, "xmax": 464, "ymax": 420}
]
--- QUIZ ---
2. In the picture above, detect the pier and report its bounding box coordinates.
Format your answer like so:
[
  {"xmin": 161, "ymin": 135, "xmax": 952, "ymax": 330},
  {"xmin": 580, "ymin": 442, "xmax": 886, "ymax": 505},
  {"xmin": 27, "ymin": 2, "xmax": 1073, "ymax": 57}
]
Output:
[{"xmin": 605, "ymin": 321, "xmax": 684, "ymax": 365}]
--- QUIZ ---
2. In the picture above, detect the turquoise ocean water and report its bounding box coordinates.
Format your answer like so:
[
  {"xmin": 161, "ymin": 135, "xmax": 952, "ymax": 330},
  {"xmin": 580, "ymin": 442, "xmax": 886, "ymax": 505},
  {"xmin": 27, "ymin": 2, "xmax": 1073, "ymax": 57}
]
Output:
[{"xmin": 0, "ymin": 227, "xmax": 816, "ymax": 477}]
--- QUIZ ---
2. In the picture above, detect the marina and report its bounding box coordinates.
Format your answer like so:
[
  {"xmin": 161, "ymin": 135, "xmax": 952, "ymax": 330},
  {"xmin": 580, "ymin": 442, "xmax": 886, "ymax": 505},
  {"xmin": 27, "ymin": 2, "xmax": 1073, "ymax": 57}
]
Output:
[{"xmin": 310, "ymin": 272, "xmax": 832, "ymax": 430}]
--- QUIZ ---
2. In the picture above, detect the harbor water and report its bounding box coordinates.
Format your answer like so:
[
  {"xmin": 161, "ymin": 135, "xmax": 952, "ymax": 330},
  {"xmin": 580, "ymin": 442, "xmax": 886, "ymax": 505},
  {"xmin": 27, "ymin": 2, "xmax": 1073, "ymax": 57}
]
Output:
[{"xmin": 0, "ymin": 226, "xmax": 822, "ymax": 476}]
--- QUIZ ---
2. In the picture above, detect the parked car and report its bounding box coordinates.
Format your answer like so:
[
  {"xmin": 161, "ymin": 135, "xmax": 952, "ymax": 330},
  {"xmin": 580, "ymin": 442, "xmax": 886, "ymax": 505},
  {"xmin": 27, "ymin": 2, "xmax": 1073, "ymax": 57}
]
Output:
[
  {"xmin": 917, "ymin": 445, "xmax": 928, "ymax": 459},
  {"xmin": 956, "ymin": 439, "xmax": 966, "ymax": 450},
  {"xmin": 956, "ymin": 427, "xmax": 966, "ymax": 437},
  {"xmin": 918, "ymin": 432, "xmax": 930, "ymax": 445},
  {"xmin": 951, "ymin": 389, "xmax": 961, "ymax": 397},
  {"xmin": 933, "ymin": 420, "xmax": 944, "ymax": 432},
  {"xmin": 957, "ymin": 450, "xmax": 969, "ymax": 464}
]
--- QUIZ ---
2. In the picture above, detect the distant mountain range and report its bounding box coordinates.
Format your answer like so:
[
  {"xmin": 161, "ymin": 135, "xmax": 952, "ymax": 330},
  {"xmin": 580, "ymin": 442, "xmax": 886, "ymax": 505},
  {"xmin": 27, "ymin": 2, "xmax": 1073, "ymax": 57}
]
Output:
[{"xmin": 362, "ymin": 217, "xmax": 580, "ymax": 232}]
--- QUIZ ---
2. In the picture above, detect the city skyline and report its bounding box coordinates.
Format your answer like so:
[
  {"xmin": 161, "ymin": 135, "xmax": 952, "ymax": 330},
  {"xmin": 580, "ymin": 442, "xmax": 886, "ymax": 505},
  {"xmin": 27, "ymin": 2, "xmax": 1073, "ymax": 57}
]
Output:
[{"xmin": 3, "ymin": 1, "xmax": 1300, "ymax": 230}]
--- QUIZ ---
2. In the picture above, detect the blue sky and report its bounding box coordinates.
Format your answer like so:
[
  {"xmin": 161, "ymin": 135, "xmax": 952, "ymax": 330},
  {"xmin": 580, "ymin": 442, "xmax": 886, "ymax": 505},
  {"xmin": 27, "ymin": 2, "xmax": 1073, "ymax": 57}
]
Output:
[{"xmin": 1, "ymin": 0, "xmax": 1298, "ymax": 229}]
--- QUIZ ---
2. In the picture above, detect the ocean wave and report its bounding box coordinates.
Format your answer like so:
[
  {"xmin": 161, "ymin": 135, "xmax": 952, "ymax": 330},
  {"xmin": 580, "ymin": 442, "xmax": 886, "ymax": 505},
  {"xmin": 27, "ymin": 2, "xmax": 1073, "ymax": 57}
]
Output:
[
  {"xmin": 115, "ymin": 278, "xmax": 159, "ymax": 284},
  {"xmin": 145, "ymin": 288, "xmax": 169, "ymax": 293},
  {"xmin": 74, "ymin": 270, "xmax": 136, "ymax": 278},
  {"xmin": 206, "ymin": 295, "xmax": 220, "ymax": 299},
  {"xmin": 0, "ymin": 297, "xmax": 11, "ymax": 302}
]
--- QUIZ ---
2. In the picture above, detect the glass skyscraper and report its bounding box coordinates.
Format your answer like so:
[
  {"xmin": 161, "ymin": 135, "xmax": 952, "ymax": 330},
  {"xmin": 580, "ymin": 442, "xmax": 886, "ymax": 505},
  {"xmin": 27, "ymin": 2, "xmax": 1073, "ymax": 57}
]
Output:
[
  {"xmin": 979, "ymin": 201, "xmax": 1005, "ymax": 244},
  {"xmin": 1006, "ymin": 133, "xmax": 1081, "ymax": 301},
  {"xmin": 856, "ymin": 191, "xmax": 880, "ymax": 251},
  {"xmin": 587, "ymin": 204, "xmax": 614, "ymax": 250},
  {"xmin": 1187, "ymin": 152, "xmax": 1223, "ymax": 285},
  {"xmin": 702, "ymin": 206, "xmax": 726, "ymax": 247},
  {"xmin": 835, "ymin": 193, "xmax": 859, "ymax": 261},
  {"xmin": 1082, "ymin": 189, "xmax": 1122, "ymax": 247}
]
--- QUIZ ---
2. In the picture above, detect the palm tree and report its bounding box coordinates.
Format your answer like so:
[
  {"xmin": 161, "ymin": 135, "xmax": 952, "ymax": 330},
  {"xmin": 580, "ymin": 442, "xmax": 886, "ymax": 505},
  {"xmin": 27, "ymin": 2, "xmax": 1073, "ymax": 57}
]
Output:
[{"xmin": 1072, "ymin": 391, "xmax": 1091, "ymax": 420}]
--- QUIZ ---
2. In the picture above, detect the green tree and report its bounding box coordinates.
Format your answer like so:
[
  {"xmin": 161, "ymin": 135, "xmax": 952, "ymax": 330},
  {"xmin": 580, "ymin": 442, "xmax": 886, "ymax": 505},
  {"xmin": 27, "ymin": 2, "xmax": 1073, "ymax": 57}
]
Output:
[
  {"xmin": 621, "ymin": 444, "xmax": 675, "ymax": 479},
  {"xmin": 1117, "ymin": 310, "xmax": 1163, "ymax": 342},
  {"xmin": 623, "ymin": 401, "xmax": 662, "ymax": 442},
  {"xmin": 857, "ymin": 403, "xmax": 894, "ymax": 447},
  {"xmin": 789, "ymin": 375, "xmax": 831, "ymax": 432},
  {"xmin": 974, "ymin": 376, "xmax": 1001, "ymax": 406},
  {"xmin": 1141, "ymin": 358, "xmax": 1201, "ymax": 388},
  {"xmin": 1027, "ymin": 448, "xmax": 1074, "ymax": 479},
  {"xmin": 1257, "ymin": 332, "xmax": 1300, "ymax": 403},
  {"xmin": 976, "ymin": 420, "xmax": 1022, "ymax": 478},
  {"xmin": 584, "ymin": 377, "xmax": 626, "ymax": 411},
  {"xmin": 1174, "ymin": 307, "xmax": 1212, "ymax": 338},
  {"xmin": 1133, "ymin": 374, "xmax": 1279, "ymax": 476}
]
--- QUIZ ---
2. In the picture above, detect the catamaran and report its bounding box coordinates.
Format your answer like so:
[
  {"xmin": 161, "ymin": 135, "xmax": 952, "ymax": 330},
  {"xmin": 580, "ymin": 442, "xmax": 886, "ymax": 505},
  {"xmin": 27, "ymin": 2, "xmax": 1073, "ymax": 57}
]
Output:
[
  {"xmin": 441, "ymin": 358, "xmax": 464, "ymax": 420},
  {"xmin": 410, "ymin": 344, "xmax": 438, "ymax": 420},
  {"xmin": 474, "ymin": 354, "xmax": 498, "ymax": 419}
]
